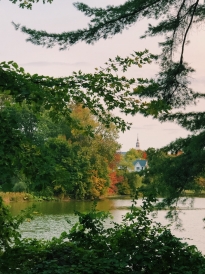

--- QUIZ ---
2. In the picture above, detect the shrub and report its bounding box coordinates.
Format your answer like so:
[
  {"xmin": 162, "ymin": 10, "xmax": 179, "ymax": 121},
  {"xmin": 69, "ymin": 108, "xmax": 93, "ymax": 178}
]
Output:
[
  {"xmin": 1, "ymin": 196, "xmax": 205, "ymax": 273},
  {"xmin": 13, "ymin": 182, "xmax": 27, "ymax": 192}
]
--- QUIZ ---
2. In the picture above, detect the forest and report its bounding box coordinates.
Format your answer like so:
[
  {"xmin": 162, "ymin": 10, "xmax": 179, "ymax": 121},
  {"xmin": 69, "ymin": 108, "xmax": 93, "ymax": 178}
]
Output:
[{"xmin": 0, "ymin": 100, "xmax": 122, "ymax": 199}]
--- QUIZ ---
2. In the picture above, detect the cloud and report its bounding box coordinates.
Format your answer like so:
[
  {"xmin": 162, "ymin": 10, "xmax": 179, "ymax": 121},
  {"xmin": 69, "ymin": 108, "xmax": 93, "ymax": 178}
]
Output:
[
  {"xmin": 191, "ymin": 76, "xmax": 205, "ymax": 84},
  {"xmin": 162, "ymin": 128, "xmax": 182, "ymax": 131},
  {"xmin": 131, "ymin": 125, "xmax": 156, "ymax": 130},
  {"xmin": 20, "ymin": 61, "xmax": 91, "ymax": 67}
]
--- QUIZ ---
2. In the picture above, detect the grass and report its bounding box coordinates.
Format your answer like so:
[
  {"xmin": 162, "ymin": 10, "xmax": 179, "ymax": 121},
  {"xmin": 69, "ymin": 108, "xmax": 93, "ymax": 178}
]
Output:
[
  {"xmin": 183, "ymin": 190, "xmax": 205, "ymax": 198},
  {"xmin": 0, "ymin": 192, "xmax": 34, "ymax": 203},
  {"xmin": 0, "ymin": 192, "xmax": 64, "ymax": 203}
]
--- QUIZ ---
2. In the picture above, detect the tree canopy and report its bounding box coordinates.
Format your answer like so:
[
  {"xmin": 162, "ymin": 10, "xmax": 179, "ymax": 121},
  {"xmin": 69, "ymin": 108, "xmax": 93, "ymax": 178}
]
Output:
[
  {"xmin": 0, "ymin": 100, "xmax": 121, "ymax": 199},
  {"xmin": 14, "ymin": 0, "xmax": 205, "ymax": 109},
  {"xmin": 2, "ymin": 0, "xmax": 205, "ymax": 202},
  {"xmin": 1, "ymin": 1, "xmax": 205, "ymax": 271}
]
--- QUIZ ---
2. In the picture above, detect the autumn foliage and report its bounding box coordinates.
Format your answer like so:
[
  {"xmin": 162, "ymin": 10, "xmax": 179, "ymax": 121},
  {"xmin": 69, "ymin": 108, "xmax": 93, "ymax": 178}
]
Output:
[{"xmin": 108, "ymin": 153, "xmax": 124, "ymax": 195}]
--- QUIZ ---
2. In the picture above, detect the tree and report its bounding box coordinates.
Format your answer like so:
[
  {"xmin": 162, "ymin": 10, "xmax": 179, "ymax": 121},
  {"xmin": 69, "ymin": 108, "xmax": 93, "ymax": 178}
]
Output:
[
  {"xmin": 125, "ymin": 148, "xmax": 143, "ymax": 161},
  {"xmin": 0, "ymin": 105, "xmax": 25, "ymax": 190},
  {"xmin": 16, "ymin": 0, "xmax": 204, "ymax": 107},
  {"xmin": 118, "ymin": 148, "xmax": 145, "ymax": 172},
  {"xmin": 9, "ymin": 0, "xmax": 53, "ymax": 10},
  {"xmin": 1, "ymin": 2, "xmax": 170, "ymax": 198},
  {"xmin": 69, "ymin": 105, "xmax": 121, "ymax": 199},
  {"xmin": 108, "ymin": 153, "xmax": 123, "ymax": 195},
  {"xmin": 0, "ymin": 54, "xmax": 161, "ymax": 133},
  {"xmin": 0, "ymin": 97, "xmax": 121, "ymax": 199},
  {"xmin": 2, "ymin": 0, "xmax": 205, "ymax": 203},
  {"xmin": 1, "ymin": 1, "xmax": 205, "ymax": 271},
  {"xmin": 143, "ymin": 140, "xmax": 205, "ymax": 205},
  {"xmin": 116, "ymin": 149, "xmax": 145, "ymax": 195},
  {"xmin": 11, "ymin": 0, "xmax": 205, "ymax": 204},
  {"xmin": 1, "ymin": 197, "xmax": 205, "ymax": 273}
]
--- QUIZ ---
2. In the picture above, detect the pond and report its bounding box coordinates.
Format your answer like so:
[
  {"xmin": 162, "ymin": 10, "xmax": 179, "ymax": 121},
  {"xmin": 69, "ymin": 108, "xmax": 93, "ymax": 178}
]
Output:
[{"xmin": 9, "ymin": 197, "xmax": 205, "ymax": 254}]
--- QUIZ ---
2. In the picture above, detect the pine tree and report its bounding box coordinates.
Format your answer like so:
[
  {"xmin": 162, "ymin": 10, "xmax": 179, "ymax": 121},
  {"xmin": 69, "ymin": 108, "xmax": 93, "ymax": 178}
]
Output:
[{"xmin": 16, "ymin": 0, "xmax": 205, "ymax": 108}]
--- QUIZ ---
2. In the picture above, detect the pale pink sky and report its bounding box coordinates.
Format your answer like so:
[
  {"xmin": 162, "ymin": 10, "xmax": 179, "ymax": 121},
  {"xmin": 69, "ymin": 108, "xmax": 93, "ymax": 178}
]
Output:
[{"xmin": 1, "ymin": 0, "xmax": 204, "ymax": 151}]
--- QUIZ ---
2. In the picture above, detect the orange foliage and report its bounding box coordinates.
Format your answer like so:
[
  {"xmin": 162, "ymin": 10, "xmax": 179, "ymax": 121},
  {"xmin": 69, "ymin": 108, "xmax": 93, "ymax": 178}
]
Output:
[
  {"xmin": 109, "ymin": 153, "xmax": 121, "ymax": 170},
  {"xmin": 142, "ymin": 151, "xmax": 147, "ymax": 159},
  {"xmin": 196, "ymin": 177, "xmax": 205, "ymax": 188},
  {"xmin": 108, "ymin": 171, "xmax": 124, "ymax": 194},
  {"xmin": 90, "ymin": 170, "xmax": 106, "ymax": 198},
  {"xmin": 107, "ymin": 153, "xmax": 124, "ymax": 194}
]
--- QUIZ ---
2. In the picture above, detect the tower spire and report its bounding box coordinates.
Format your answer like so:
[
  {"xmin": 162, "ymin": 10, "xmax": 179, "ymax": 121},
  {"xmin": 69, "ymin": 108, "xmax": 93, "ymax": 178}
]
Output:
[{"xmin": 136, "ymin": 135, "xmax": 140, "ymax": 150}]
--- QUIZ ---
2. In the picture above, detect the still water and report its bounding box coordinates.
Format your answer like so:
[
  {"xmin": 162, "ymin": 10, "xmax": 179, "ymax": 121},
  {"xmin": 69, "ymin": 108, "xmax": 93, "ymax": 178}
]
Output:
[{"xmin": 9, "ymin": 197, "xmax": 205, "ymax": 254}]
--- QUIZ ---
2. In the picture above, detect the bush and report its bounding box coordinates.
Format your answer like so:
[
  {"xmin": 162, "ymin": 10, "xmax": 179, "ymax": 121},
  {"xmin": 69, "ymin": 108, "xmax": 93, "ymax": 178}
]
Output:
[
  {"xmin": 0, "ymin": 197, "xmax": 205, "ymax": 273},
  {"xmin": 0, "ymin": 196, "xmax": 34, "ymax": 253},
  {"xmin": 13, "ymin": 182, "xmax": 27, "ymax": 192}
]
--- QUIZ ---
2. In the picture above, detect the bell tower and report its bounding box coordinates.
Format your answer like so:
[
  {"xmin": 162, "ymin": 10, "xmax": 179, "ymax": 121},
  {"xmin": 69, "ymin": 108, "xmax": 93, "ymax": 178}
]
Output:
[{"xmin": 136, "ymin": 135, "xmax": 140, "ymax": 150}]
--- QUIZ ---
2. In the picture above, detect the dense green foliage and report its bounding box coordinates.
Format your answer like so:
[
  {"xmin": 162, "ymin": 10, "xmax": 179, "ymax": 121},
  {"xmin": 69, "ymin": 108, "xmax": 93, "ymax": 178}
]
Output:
[
  {"xmin": 5, "ymin": 0, "xmax": 205, "ymax": 203},
  {"xmin": 0, "ymin": 39, "xmax": 160, "ymax": 200},
  {"xmin": 117, "ymin": 171, "xmax": 143, "ymax": 195},
  {"xmin": 142, "ymin": 144, "xmax": 205, "ymax": 204},
  {"xmin": 0, "ymin": 52, "xmax": 159, "ymax": 133},
  {"xmin": 1, "ymin": 1, "xmax": 205, "ymax": 272},
  {"xmin": 0, "ymin": 102, "xmax": 120, "ymax": 199},
  {"xmin": 0, "ymin": 196, "xmax": 33, "ymax": 252},
  {"xmin": 1, "ymin": 197, "xmax": 205, "ymax": 273}
]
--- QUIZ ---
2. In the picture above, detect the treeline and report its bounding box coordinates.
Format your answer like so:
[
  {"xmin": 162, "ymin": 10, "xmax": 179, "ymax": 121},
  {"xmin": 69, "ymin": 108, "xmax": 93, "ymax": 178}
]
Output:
[
  {"xmin": 0, "ymin": 100, "xmax": 121, "ymax": 199},
  {"xmin": 5, "ymin": 96, "xmax": 204, "ymax": 202}
]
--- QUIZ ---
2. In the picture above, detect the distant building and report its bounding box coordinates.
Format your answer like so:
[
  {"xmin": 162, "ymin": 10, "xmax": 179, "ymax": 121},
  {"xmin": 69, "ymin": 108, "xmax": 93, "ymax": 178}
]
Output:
[
  {"xmin": 135, "ymin": 135, "xmax": 148, "ymax": 171},
  {"xmin": 133, "ymin": 159, "xmax": 148, "ymax": 172},
  {"xmin": 118, "ymin": 136, "xmax": 148, "ymax": 172}
]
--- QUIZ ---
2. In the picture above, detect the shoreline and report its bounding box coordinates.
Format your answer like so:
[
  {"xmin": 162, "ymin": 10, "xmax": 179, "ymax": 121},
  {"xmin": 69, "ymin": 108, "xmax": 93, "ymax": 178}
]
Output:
[{"xmin": 1, "ymin": 191, "xmax": 205, "ymax": 204}]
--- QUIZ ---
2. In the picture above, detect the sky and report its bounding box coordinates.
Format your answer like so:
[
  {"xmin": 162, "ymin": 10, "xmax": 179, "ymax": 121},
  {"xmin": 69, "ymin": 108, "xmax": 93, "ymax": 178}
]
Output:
[{"xmin": 1, "ymin": 0, "xmax": 205, "ymax": 151}]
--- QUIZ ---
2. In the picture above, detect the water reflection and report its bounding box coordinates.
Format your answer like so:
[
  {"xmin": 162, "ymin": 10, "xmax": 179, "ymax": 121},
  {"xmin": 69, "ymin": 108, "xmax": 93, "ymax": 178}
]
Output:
[{"xmin": 9, "ymin": 199, "xmax": 117, "ymax": 216}]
